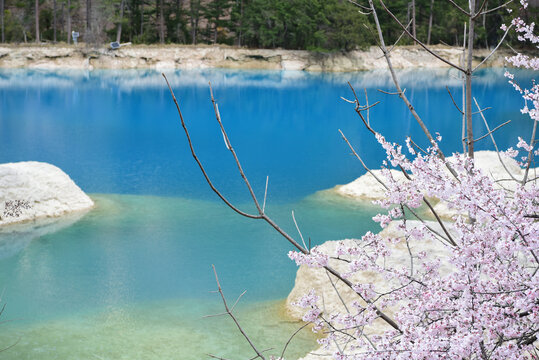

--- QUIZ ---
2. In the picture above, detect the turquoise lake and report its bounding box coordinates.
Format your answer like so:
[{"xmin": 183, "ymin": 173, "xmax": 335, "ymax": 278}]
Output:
[{"xmin": 0, "ymin": 68, "xmax": 534, "ymax": 359}]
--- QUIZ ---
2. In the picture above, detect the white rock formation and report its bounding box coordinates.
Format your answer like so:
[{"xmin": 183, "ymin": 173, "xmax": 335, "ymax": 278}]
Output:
[
  {"xmin": 0, "ymin": 44, "xmax": 509, "ymax": 71},
  {"xmin": 332, "ymin": 169, "xmax": 408, "ymax": 201},
  {"xmin": 0, "ymin": 161, "xmax": 94, "ymax": 226},
  {"xmin": 330, "ymin": 151, "xmax": 532, "ymax": 219},
  {"xmin": 286, "ymin": 221, "xmax": 454, "ymax": 360}
]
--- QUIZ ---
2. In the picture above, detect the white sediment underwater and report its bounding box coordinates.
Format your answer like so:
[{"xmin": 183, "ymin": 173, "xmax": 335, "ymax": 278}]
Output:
[{"xmin": 0, "ymin": 162, "xmax": 94, "ymax": 258}]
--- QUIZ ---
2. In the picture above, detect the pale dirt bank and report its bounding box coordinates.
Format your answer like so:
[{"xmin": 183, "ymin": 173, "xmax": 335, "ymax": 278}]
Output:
[{"xmin": 0, "ymin": 44, "xmax": 508, "ymax": 71}]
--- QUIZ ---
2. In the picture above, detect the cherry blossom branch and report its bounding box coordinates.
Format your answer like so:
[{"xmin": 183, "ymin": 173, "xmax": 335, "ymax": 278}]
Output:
[{"xmin": 338, "ymin": 130, "xmax": 456, "ymax": 246}]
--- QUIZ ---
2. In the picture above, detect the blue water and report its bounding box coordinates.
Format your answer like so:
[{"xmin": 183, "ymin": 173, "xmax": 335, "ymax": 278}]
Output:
[{"xmin": 0, "ymin": 68, "xmax": 534, "ymax": 359}]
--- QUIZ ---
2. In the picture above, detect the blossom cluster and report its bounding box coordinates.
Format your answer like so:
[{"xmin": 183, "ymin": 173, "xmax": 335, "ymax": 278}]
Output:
[{"xmin": 289, "ymin": 135, "xmax": 538, "ymax": 359}]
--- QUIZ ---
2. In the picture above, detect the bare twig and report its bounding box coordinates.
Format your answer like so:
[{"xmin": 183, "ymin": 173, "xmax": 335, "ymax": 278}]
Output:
[
  {"xmin": 480, "ymin": 0, "xmax": 513, "ymax": 15},
  {"xmin": 446, "ymin": 86, "xmax": 464, "ymax": 115},
  {"xmin": 522, "ymin": 115, "xmax": 537, "ymax": 185},
  {"xmin": 292, "ymin": 210, "xmax": 308, "ymax": 251},
  {"xmin": 365, "ymin": 1, "xmax": 460, "ymax": 179},
  {"xmin": 471, "ymin": 120, "xmax": 511, "ymax": 143},
  {"xmin": 164, "ymin": 75, "xmax": 403, "ymax": 333},
  {"xmin": 473, "ymin": 97, "xmax": 520, "ymax": 181},
  {"xmin": 378, "ymin": 0, "xmax": 466, "ymax": 72},
  {"xmin": 211, "ymin": 265, "xmax": 267, "ymax": 360},
  {"xmin": 377, "ymin": 88, "xmax": 405, "ymax": 96},
  {"xmin": 386, "ymin": 19, "xmax": 413, "ymax": 55},
  {"xmin": 472, "ymin": 24, "xmax": 512, "ymax": 71},
  {"xmin": 262, "ymin": 176, "xmax": 269, "ymax": 213},
  {"xmin": 446, "ymin": 0, "xmax": 471, "ymax": 16},
  {"xmin": 280, "ymin": 323, "xmax": 310, "ymax": 360},
  {"xmin": 162, "ymin": 74, "xmax": 262, "ymax": 220}
]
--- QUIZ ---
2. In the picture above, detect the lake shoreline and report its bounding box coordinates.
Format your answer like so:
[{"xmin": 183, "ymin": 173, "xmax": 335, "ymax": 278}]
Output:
[{"xmin": 0, "ymin": 44, "xmax": 509, "ymax": 71}]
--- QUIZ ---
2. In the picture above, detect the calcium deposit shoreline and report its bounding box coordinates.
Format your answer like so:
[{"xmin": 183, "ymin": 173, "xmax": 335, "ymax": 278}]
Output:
[{"xmin": 0, "ymin": 44, "xmax": 509, "ymax": 71}]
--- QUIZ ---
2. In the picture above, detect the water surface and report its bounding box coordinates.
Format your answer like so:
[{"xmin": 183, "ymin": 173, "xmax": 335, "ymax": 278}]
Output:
[{"xmin": 0, "ymin": 68, "xmax": 534, "ymax": 359}]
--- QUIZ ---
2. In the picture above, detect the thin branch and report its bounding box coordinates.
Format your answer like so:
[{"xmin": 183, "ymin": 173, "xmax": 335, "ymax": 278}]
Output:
[
  {"xmin": 347, "ymin": 0, "xmax": 372, "ymax": 11},
  {"xmin": 445, "ymin": 0, "xmax": 471, "ymax": 16},
  {"xmin": 292, "ymin": 210, "xmax": 308, "ymax": 251},
  {"xmin": 471, "ymin": 120, "xmax": 511, "ymax": 143},
  {"xmin": 212, "ymin": 265, "xmax": 266, "ymax": 360},
  {"xmin": 378, "ymin": 0, "xmax": 466, "ymax": 72},
  {"xmin": 262, "ymin": 176, "xmax": 269, "ymax": 213},
  {"xmin": 364, "ymin": 88, "xmax": 370, "ymax": 126},
  {"xmin": 164, "ymin": 74, "xmax": 402, "ymax": 334},
  {"xmin": 472, "ymin": 24, "xmax": 512, "ymax": 71},
  {"xmin": 280, "ymin": 323, "xmax": 310, "ymax": 360},
  {"xmin": 473, "ymin": 97, "xmax": 520, "ymax": 181},
  {"xmin": 0, "ymin": 337, "xmax": 20, "ymax": 354},
  {"xmin": 407, "ymin": 137, "xmax": 428, "ymax": 155},
  {"xmin": 480, "ymin": 0, "xmax": 513, "ymax": 15},
  {"xmin": 471, "ymin": 107, "xmax": 492, "ymax": 115},
  {"xmin": 325, "ymin": 270, "xmax": 350, "ymax": 314},
  {"xmin": 446, "ymin": 86, "xmax": 464, "ymax": 115},
  {"xmin": 359, "ymin": 5, "xmax": 460, "ymax": 179},
  {"xmin": 386, "ymin": 19, "xmax": 413, "ymax": 54},
  {"xmin": 474, "ymin": 0, "xmax": 489, "ymax": 17},
  {"xmin": 377, "ymin": 88, "xmax": 406, "ymax": 96},
  {"xmin": 339, "ymin": 130, "xmax": 455, "ymax": 246},
  {"xmin": 209, "ymin": 83, "xmax": 264, "ymax": 215},
  {"xmin": 162, "ymin": 74, "xmax": 262, "ymax": 219},
  {"xmin": 522, "ymin": 115, "xmax": 537, "ymax": 185},
  {"xmin": 397, "ymin": 166, "xmax": 458, "ymax": 247}
]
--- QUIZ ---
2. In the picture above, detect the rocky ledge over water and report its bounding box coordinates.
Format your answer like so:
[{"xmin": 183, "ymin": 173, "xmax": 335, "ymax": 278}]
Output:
[{"xmin": 0, "ymin": 44, "xmax": 509, "ymax": 71}]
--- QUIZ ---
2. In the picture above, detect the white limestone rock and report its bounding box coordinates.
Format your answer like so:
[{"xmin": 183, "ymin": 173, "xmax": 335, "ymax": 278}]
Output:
[
  {"xmin": 0, "ymin": 161, "xmax": 94, "ymax": 226},
  {"xmin": 333, "ymin": 169, "xmax": 407, "ymax": 201}
]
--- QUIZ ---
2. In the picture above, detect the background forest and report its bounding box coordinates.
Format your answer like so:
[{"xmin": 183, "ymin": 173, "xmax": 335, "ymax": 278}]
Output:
[{"xmin": 0, "ymin": 0, "xmax": 537, "ymax": 51}]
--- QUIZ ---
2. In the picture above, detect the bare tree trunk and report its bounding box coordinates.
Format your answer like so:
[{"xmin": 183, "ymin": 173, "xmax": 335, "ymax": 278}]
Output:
[
  {"xmin": 159, "ymin": 0, "xmax": 164, "ymax": 43},
  {"xmin": 116, "ymin": 0, "xmax": 125, "ymax": 42},
  {"xmin": 190, "ymin": 0, "xmax": 198, "ymax": 44},
  {"xmin": 412, "ymin": 0, "xmax": 416, "ymax": 42},
  {"xmin": 465, "ymin": 0, "xmax": 476, "ymax": 158},
  {"xmin": 35, "ymin": 0, "xmax": 39, "ymax": 43},
  {"xmin": 86, "ymin": 0, "xmax": 91, "ymax": 32},
  {"xmin": 1, "ymin": 0, "xmax": 4, "ymax": 43},
  {"xmin": 140, "ymin": 0, "xmax": 144, "ymax": 38},
  {"xmin": 53, "ymin": 0, "xmax": 57, "ymax": 42},
  {"xmin": 213, "ymin": 15, "xmax": 219, "ymax": 43},
  {"xmin": 238, "ymin": 0, "xmax": 243, "ymax": 46},
  {"xmin": 175, "ymin": 0, "xmax": 182, "ymax": 42},
  {"xmin": 427, "ymin": 0, "xmax": 434, "ymax": 45},
  {"xmin": 67, "ymin": 0, "xmax": 71, "ymax": 44},
  {"xmin": 483, "ymin": 1, "xmax": 488, "ymax": 48},
  {"xmin": 461, "ymin": 22, "xmax": 467, "ymax": 154}
]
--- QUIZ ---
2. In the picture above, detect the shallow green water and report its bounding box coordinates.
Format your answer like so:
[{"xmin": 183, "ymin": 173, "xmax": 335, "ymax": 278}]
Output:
[{"xmin": 0, "ymin": 193, "xmax": 380, "ymax": 359}]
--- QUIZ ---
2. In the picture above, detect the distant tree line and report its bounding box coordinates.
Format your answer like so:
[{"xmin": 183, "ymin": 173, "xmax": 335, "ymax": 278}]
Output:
[{"xmin": 0, "ymin": 0, "xmax": 536, "ymax": 49}]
